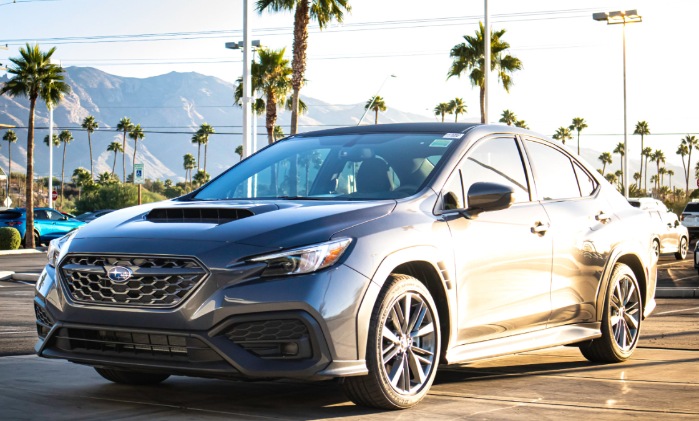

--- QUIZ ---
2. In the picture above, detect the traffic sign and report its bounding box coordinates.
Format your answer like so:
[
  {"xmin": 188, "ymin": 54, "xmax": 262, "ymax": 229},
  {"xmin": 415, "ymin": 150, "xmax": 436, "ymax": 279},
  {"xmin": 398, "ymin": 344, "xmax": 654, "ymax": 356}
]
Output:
[
  {"xmin": 2, "ymin": 197, "xmax": 10, "ymax": 207},
  {"xmin": 52, "ymin": 190, "xmax": 58, "ymax": 200},
  {"xmin": 134, "ymin": 164, "xmax": 145, "ymax": 185}
]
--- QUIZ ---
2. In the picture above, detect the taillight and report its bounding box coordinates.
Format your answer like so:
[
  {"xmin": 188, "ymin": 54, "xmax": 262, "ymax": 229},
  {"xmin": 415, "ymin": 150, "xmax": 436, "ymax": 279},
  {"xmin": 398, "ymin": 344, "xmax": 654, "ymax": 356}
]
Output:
[
  {"xmin": 4, "ymin": 221, "xmax": 21, "ymax": 227},
  {"xmin": 680, "ymin": 214, "xmax": 687, "ymax": 221}
]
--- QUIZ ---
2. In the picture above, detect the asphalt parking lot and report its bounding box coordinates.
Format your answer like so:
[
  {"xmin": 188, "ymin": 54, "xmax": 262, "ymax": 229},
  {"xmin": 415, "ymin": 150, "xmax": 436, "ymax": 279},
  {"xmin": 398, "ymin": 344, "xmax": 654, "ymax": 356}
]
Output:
[{"xmin": 0, "ymin": 251, "xmax": 697, "ymax": 419}]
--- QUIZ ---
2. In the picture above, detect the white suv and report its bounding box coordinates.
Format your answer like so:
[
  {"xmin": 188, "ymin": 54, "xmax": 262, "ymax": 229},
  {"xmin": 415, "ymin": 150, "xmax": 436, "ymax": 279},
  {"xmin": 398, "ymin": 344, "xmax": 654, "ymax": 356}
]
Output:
[{"xmin": 681, "ymin": 200, "xmax": 699, "ymax": 239}]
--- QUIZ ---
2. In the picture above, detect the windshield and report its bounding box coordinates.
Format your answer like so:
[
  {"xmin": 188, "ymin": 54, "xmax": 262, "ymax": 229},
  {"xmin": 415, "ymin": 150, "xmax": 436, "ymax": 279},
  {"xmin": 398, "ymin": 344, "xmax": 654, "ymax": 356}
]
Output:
[{"xmin": 194, "ymin": 132, "xmax": 459, "ymax": 200}]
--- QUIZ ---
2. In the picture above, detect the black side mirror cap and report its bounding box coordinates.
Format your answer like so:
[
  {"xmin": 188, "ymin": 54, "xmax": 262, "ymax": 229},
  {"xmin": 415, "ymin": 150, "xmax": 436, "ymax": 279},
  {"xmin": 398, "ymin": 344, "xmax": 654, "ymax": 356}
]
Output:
[{"xmin": 466, "ymin": 182, "xmax": 515, "ymax": 215}]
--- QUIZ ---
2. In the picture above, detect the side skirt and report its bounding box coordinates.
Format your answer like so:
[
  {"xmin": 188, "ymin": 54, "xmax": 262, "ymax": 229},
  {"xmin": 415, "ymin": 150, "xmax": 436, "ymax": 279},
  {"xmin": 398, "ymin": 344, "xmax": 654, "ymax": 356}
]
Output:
[{"xmin": 445, "ymin": 323, "xmax": 602, "ymax": 365}]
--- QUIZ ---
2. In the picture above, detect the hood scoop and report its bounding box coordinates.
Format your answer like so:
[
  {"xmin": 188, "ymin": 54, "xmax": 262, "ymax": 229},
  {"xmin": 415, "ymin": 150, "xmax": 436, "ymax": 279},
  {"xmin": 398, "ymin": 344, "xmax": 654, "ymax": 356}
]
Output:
[{"xmin": 146, "ymin": 207, "xmax": 254, "ymax": 224}]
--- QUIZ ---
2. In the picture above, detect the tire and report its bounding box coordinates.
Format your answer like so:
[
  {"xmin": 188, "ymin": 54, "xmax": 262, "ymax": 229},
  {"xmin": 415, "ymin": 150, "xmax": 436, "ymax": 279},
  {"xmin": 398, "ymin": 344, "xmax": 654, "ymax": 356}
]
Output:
[
  {"xmin": 342, "ymin": 274, "xmax": 440, "ymax": 409},
  {"xmin": 94, "ymin": 367, "xmax": 170, "ymax": 385},
  {"xmin": 675, "ymin": 237, "xmax": 688, "ymax": 260},
  {"xmin": 651, "ymin": 240, "xmax": 660, "ymax": 261},
  {"xmin": 579, "ymin": 263, "xmax": 642, "ymax": 363}
]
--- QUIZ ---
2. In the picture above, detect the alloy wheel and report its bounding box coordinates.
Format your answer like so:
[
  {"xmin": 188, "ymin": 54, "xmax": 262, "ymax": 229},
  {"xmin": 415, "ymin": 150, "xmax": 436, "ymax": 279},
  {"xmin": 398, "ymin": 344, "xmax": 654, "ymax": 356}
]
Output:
[{"xmin": 610, "ymin": 276, "xmax": 641, "ymax": 352}]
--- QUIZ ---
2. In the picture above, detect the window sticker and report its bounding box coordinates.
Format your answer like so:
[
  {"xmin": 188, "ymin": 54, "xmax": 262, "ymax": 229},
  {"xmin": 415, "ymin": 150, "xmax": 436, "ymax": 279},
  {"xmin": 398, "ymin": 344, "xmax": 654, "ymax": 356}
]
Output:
[
  {"xmin": 443, "ymin": 133, "xmax": 464, "ymax": 139},
  {"xmin": 430, "ymin": 139, "xmax": 453, "ymax": 148}
]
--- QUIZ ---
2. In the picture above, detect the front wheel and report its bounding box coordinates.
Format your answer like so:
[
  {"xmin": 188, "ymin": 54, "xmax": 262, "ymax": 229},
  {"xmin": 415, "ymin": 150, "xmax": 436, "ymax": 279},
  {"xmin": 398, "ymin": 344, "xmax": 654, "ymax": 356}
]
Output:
[
  {"xmin": 342, "ymin": 274, "xmax": 441, "ymax": 409},
  {"xmin": 675, "ymin": 237, "xmax": 688, "ymax": 260},
  {"xmin": 95, "ymin": 367, "xmax": 170, "ymax": 385},
  {"xmin": 579, "ymin": 263, "xmax": 642, "ymax": 363}
]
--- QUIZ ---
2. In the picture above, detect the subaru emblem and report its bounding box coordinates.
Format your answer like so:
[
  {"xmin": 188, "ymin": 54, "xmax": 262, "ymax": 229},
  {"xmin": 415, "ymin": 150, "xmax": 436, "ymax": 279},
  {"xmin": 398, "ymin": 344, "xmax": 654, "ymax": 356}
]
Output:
[{"xmin": 107, "ymin": 266, "xmax": 133, "ymax": 283}]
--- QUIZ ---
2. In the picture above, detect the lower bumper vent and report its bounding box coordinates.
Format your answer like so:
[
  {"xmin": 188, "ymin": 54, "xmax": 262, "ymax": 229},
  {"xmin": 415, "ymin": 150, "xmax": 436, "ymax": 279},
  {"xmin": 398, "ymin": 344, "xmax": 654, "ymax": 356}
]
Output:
[{"xmin": 224, "ymin": 319, "xmax": 312, "ymax": 359}]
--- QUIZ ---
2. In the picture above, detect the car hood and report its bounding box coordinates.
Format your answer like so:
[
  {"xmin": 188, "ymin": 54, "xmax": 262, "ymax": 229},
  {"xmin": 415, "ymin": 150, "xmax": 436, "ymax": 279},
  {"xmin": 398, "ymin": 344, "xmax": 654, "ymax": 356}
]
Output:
[{"xmin": 73, "ymin": 199, "xmax": 395, "ymax": 252}]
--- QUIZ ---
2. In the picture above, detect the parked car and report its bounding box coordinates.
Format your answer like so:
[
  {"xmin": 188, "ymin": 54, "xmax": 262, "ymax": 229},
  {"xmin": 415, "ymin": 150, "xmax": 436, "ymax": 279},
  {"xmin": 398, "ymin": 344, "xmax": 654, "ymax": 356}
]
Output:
[
  {"xmin": 628, "ymin": 198, "xmax": 689, "ymax": 259},
  {"xmin": 680, "ymin": 200, "xmax": 699, "ymax": 239},
  {"xmin": 0, "ymin": 207, "xmax": 85, "ymax": 246},
  {"xmin": 35, "ymin": 123, "xmax": 658, "ymax": 409},
  {"xmin": 74, "ymin": 209, "xmax": 115, "ymax": 223}
]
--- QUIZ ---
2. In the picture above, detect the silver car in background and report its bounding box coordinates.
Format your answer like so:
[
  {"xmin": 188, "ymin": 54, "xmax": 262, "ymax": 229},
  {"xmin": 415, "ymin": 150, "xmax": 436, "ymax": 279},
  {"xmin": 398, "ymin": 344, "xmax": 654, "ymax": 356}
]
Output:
[{"xmin": 628, "ymin": 198, "xmax": 689, "ymax": 260}]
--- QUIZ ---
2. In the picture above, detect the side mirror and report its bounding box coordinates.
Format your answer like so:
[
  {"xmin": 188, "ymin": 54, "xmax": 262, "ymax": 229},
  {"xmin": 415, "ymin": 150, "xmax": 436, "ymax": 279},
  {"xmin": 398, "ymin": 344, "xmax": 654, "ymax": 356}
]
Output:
[{"xmin": 466, "ymin": 182, "xmax": 515, "ymax": 215}]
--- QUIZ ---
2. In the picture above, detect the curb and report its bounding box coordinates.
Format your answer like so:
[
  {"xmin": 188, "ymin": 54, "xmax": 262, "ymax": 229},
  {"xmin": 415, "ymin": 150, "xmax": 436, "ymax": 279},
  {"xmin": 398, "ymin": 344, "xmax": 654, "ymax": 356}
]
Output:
[
  {"xmin": 0, "ymin": 248, "xmax": 44, "ymax": 256},
  {"xmin": 0, "ymin": 271, "xmax": 40, "ymax": 283},
  {"xmin": 655, "ymin": 288, "xmax": 699, "ymax": 298}
]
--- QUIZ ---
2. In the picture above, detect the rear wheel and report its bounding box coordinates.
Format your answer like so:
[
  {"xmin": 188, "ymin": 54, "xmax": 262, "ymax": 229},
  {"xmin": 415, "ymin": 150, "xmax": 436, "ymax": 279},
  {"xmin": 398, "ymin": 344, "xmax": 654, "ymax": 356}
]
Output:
[
  {"xmin": 94, "ymin": 367, "xmax": 170, "ymax": 385},
  {"xmin": 580, "ymin": 263, "xmax": 642, "ymax": 363},
  {"xmin": 342, "ymin": 274, "xmax": 440, "ymax": 409},
  {"xmin": 675, "ymin": 236, "xmax": 688, "ymax": 260}
]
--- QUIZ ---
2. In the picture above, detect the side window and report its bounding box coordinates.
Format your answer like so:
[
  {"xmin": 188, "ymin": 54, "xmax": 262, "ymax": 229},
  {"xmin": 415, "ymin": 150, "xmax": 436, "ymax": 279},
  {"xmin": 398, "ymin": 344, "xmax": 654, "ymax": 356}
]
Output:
[
  {"xmin": 34, "ymin": 210, "xmax": 48, "ymax": 220},
  {"xmin": 47, "ymin": 210, "xmax": 64, "ymax": 221},
  {"xmin": 526, "ymin": 140, "xmax": 581, "ymax": 200},
  {"xmin": 461, "ymin": 137, "xmax": 530, "ymax": 204},
  {"xmin": 573, "ymin": 162, "xmax": 598, "ymax": 197}
]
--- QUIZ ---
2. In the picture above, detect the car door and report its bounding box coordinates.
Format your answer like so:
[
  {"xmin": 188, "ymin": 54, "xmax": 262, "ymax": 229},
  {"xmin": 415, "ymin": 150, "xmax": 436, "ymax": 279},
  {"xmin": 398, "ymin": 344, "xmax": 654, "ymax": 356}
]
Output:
[
  {"xmin": 40, "ymin": 209, "xmax": 76, "ymax": 240},
  {"xmin": 443, "ymin": 135, "xmax": 553, "ymax": 345},
  {"xmin": 522, "ymin": 138, "xmax": 612, "ymax": 326}
]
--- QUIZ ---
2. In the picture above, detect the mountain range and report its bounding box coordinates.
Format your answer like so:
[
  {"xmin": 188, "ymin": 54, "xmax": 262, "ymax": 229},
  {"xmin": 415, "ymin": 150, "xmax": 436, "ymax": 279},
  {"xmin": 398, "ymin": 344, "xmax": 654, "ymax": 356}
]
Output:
[{"xmin": 0, "ymin": 67, "xmax": 430, "ymax": 182}]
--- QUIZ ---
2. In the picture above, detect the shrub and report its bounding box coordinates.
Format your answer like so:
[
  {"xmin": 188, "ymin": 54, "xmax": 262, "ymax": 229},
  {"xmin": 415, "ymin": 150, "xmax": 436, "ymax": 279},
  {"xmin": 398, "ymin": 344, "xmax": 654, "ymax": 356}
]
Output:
[{"xmin": 0, "ymin": 227, "xmax": 21, "ymax": 250}]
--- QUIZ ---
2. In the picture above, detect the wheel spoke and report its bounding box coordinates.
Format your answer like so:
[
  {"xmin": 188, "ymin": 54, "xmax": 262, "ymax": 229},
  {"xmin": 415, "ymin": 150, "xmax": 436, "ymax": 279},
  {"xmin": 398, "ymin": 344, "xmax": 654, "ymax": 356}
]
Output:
[
  {"xmin": 402, "ymin": 353, "xmax": 411, "ymax": 391},
  {"xmin": 410, "ymin": 344, "xmax": 434, "ymax": 358},
  {"xmin": 383, "ymin": 326, "xmax": 400, "ymax": 345},
  {"xmin": 408, "ymin": 349, "xmax": 426, "ymax": 386},
  {"xmin": 402, "ymin": 294, "xmax": 412, "ymax": 333},
  {"xmin": 407, "ymin": 301, "xmax": 426, "ymax": 333},
  {"xmin": 415, "ymin": 321, "xmax": 435, "ymax": 338},
  {"xmin": 382, "ymin": 344, "xmax": 400, "ymax": 365},
  {"xmin": 388, "ymin": 355, "xmax": 405, "ymax": 388},
  {"xmin": 390, "ymin": 306, "xmax": 404, "ymax": 334}
]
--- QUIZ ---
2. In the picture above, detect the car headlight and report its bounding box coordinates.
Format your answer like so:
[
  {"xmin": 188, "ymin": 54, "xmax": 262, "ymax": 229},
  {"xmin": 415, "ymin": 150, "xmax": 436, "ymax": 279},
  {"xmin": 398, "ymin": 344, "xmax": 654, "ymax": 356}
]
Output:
[
  {"xmin": 249, "ymin": 238, "xmax": 352, "ymax": 277},
  {"xmin": 47, "ymin": 230, "xmax": 78, "ymax": 268}
]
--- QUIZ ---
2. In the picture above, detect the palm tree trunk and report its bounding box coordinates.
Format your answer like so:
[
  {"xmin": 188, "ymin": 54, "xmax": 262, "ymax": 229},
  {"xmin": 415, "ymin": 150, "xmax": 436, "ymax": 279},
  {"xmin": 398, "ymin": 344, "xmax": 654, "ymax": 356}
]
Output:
[
  {"xmin": 479, "ymin": 86, "xmax": 485, "ymax": 124},
  {"xmin": 7, "ymin": 145, "xmax": 11, "ymax": 196},
  {"xmin": 265, "ymin": 90, "xmax": 277, "ymax": 145},
  {"xmin": 122, "ymin": 132, "xmax": 127, "ymax": 183},
  {"xmin": 132, "ymin": 141, "xmax": 138, "ymax": 183},
  {"xmin": 197, "ymin": 144, "xmax": 201, "ymax": 172},
  {"xmin": 204, "ymin": 142, "xmax": 208, "ymax": 174},
  {"xmin": 577, "ymin": 132, "xmax": 580, "ymax": 155},
  {"xmin": 112, "ymin": 152, "xmax": 117, "ymax": 175},
  {"xmin": 88, "ymin": 132, "xmax": 94, "ymax": 179},
  {"xmin": 686, "ymin": 149, "xmax": 693, "ymax": 195},
  {"xmin": 289, "ymin": 0, "xmax": 310, "ymax": 135},
  {"xmin": 639, "ymin": 135, "xmax": 644, "ymax": 190},
  {"xmin": 25, "ymin": 97, "xmax": 36, "ymax": 248},
  {"xmin": 60, "ymin": 142, "xmax": 67, "ymax": 207},
  {"xmin": 374, "ymin": 109, "xmax": 378, "ymax": 125}
]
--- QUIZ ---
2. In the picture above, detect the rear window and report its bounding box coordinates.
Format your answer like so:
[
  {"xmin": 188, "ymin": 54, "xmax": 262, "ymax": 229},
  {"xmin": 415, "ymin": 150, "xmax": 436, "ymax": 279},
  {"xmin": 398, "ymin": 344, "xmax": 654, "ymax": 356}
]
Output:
[
  {"xmin": 0, "ymin": 211, "xmax": 22, "ymax": 219},
  {"xmin": 683, "ymin": 203, "xmax": 699, "ymax": 212}
]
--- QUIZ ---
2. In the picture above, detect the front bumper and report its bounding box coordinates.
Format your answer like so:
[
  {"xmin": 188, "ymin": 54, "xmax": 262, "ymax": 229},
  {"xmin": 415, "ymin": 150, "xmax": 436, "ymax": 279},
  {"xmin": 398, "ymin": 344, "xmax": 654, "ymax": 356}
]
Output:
[{"xmin": 34, "ymin": 258, "xmax": 371, "ymax": 380}]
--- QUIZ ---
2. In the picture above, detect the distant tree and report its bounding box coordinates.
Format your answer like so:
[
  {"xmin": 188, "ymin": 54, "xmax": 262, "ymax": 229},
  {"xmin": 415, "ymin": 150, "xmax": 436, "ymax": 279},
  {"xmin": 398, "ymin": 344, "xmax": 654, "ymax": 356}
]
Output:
[
  {"xmin": 433, "ymin": 102, "xmax": 450, "ymax": 123},
  {"xmin": 183, "ymin": 153, "xmax": 196, "ymax": 191},
  {"xmin": 273, "ymin": 125, "xmax": 285, "ymax": 142},
  {"xmin": 680, "ymin": 135, "xmax": 699, "ymax": 194},
  {"xmin": 58, "ymin": 130, "xmax": 73, "ymax": 206},
  {"xmin": 43, "ymin": 134, "xmax": 59, "ymax": 147},
  {"xmin": 613, "ymin": 142, "xmax": 625, "ymax": 175},
  {"xmin": 129, "ymin": 124, "xmax": 145, "ymax": 183},
  {"xmin": 667, "ymin": 169, "xmax": 675, "ymax": 191},
  {"xmin": 642, "ymin": 147, "xmax": 653, "ymax": 192},
  {"xmin": 552, "ymin": 126, "xmax": 573, "ymax": 145},
  {"xmin": 0, "ymin": 43, "xmax": 70, "ymax": 248},
  {"xmin": 651, "ymin": 149, "xmax": 666, "ymax": 192},
  {"xmin": 514, "ymin": 120, "xmax": 528, "ymax": 129},
  {"xmin": 634, "ymin": 121, "xmax": 650, "ymax": 187},
  {"xmin": 107, "ymin": 141, "xmax": 123, "ymax": 177},
  {"xmin": 633, "ymin": 171, "xmax": 641, "ymax": 189},
  {"xmin": 448, "ymin": 98, "xmax": 467, "ymax": 122},
  {"xmin": 193, "ymin": 169, "xmax": 210, "ymax": 187},
  {"xmin": 605, "ymin": 172, "xmax": 618, "ymax": 186},
  {"xmin": 71, "ymin": 167, "xmax": 92, "ymax": 201},
  {"xmin": 2, "ymin": 130, "xmax": 18, "ymax": 192},
  {"xmin": 256, "ymin": 0, "xmax": 351, "ymax": 136},
  {"xmin": 197, "ymin": 123, "xmax": 215, "ymax": 173},
  {"xmin": 569, "ymin": 117, "xmax": 588, "ymax": 155},
  {"xmin": 81, "ymin": 115, "xmax": 98, "ymax": 179},
  {"xmin": 448, "ymin": 22, "xmax": 522, "ymax": 123},
  {"xmin": 97, "ymin": 171, "xmax": 119, "ymax": 186},
  {"xmin": 191, "ymin": 132, "xmax": 203, "ymax": 172},
  {"xmin": 499, "ymin": 109, "xmax": 517, "ymax": 125},
  {"xmin": 658, "ymin": 167, "xmax": 668, "ymax": 188},
  {"xmin": 366, "ymin": 95, "xmax": 387, "ymax": 124},
  {"xmin": 116, "ymin": 117, "xmax": 134, "ymax": 182},
  {"xmin": 235, "ymin": 145, "xmax": 243, "ymax": 161},
  {"xmin": 598, "ymin": 152, "xmax": 612, "ymax": 174}
]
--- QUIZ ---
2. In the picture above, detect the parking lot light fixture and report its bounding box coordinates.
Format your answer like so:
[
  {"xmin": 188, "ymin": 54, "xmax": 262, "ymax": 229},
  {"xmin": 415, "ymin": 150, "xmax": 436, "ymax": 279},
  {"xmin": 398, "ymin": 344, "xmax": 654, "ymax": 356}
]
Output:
[{"xmin": 593, "ymin": 9, "xmax": 642, "ymax": 199}]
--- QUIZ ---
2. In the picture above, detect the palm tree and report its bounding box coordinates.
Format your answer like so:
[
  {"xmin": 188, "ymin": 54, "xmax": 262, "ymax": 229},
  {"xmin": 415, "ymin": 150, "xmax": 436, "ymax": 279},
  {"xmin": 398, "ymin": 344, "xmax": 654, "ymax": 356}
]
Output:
[
  {"xmin": 598, "ymin": 152, "xmax": 612, "ymax": 174},
  {"xmin": 448, "ymin": 22, "xmax": 522, "ymax": 123},
  {"xmin": 667, "ymin": 169, "xmax": 675, "ymax": 191},
  {"xmin": 107, "ymin": 141, "xmax": 123, "ymax": 176},
  {"xmin": 256, "ymin": 0, "xmax": 351, "ymax": 136},
  {"xmin": 680, "ymin": 135, "xmax": 699, "ymax": 194},
  {"xmin": 642, "ymin": 147, "xmax": 653, "ymax": 192},
  {"xmin": 2, "ymin": 129, "xmax": 18, "ymax": 194},
  {"xmin": 58, "ymin": 130, "xmax": 73, "ymax": 206},
  {"xmin": 273, "ymin": 125, "xmax": 285, "ymax": 141},
  {"xmin": 613, "ymin": 142, "xmax": 625, "ymax": 175},
  {"xmin": 633, "ymin": 121, "xmax": 650, "ymax": 187},
  {"xmin": 235, "ymin": 48, "xmax": 293, "ymax": 144},
  {"xmin": 658, "ymin": 167, "xmax": 667, "ymax": 188},
  {"xmin": 434, "ymin": 102, "xmax": 450, "ymax": 123},
  {"xmin": 191, "ymin": 132, "xmax": 203, "ymax": 172},
  {"xmin": 499, "ymin": 109, "xmax": 517, "ymax": 125},
  {"xmin": 235, "ymin": 145, "xmax": 244, "ymax": 161},
  {"xmin": 129, "ymin": 124, "xmax": 145, "ymax": 183},
  {"xmin": 448, "ymin": 98, "xmax": 467, "ymax": 122},
  {"xmin": 0, "ymin": 43, "xmax": 70, "ymax": 248},
  {"xmin": 514, "ymin": 120, "xmax": 529, "ymax": 129},
  {"xmin": 116, "ymin": 117, "xmax": 134, "ymax": 183},
  {"xmin": 43, "ymin": 134, "xmax": 59, "ymax": 147},
  {"xmin": 197, "ymin": 123, "xmax": 215, "ymax": 173},
  {"xmin": 183, "ymin": 153, "xmax": 196, "ymax": 191},
  {"xmin": 552, "ymin": 126, "xmax": 573, "ymax": 145},
  {"xmin": 81, "ymin": 115, "xmax": 98, "ymax": 179},
  {"xmin": 366, "ymin": 95, "xmax": 387, "ymax": 124},
  {"xmin": 71, "ymin": 167, "xmax": 92, "ymax": 201},
  {"xmin": 677, "ymin": 142, "xmax": 689, "ymax": 194},
  {"xmin": 651, "ymin": 149, "xmax": 666, "ymax": 192},
  {"xmin": 193, "ymin": 169, "xmax": 210, "ymax": 187},
  {"xmin": 633, "ymin": 172, "xmax": 641, "ymax": 189},
  {"xmin": 569, "ymin": 117, "xmax": 588, "ymax": 155}
]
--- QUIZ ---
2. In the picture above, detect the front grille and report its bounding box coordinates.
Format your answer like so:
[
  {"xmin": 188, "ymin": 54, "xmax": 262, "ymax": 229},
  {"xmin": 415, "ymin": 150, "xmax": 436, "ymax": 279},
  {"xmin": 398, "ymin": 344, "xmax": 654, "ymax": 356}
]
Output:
[
  {"xmin": 224, "ymin": 319, "xmax": 312, "ymax": 359},
  {"xmin": 146, "ymin": 207, "xmax": 253, "ymax": 224},
  {"xmin": 51, "ymin": 327, "xmax": 222, "ymax": 363},
  {"xmin": 59, "ymin": 255, "xmax": 208, "ymax": 307}
]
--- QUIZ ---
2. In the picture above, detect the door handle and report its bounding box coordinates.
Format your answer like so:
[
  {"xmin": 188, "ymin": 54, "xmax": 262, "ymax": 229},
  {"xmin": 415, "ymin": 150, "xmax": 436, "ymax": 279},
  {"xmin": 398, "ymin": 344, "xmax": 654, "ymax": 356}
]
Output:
[
  {"xmin": 595, "ymin": 212, "xmax": 611, "ymax": 223},
  {"xmin": 531, "ymin": 222, "xmax": 549, "ymax": 236}
]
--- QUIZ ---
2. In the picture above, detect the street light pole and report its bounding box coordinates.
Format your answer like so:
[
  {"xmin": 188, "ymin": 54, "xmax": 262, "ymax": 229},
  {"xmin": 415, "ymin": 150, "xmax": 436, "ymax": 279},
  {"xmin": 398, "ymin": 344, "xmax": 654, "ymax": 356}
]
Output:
[
  {"xmin": 357, "ymin": 74, "xmax": 396, "ymax": 126},
  {"xmin": 593, "ymin": 9, "xmax": 642, "ymax": 199},
  {"xmin": 48, "ymin": 103, "xmax": 54, "ymax": 208},
  {"xmin": 483, "ymin": 0, "xmax": 490, "ymax": 124},
  {"xmin": 225, "ymin": 40, "xmax": 262, "ymax": 152}
]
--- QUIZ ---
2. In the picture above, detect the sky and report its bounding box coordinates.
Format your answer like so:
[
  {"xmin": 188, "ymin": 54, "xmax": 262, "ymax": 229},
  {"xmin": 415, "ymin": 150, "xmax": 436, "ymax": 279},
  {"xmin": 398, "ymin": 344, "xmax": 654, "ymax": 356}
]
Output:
[{"xmin": 1, "ymin": 0, "xmax": 698, "ymax": 178}]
